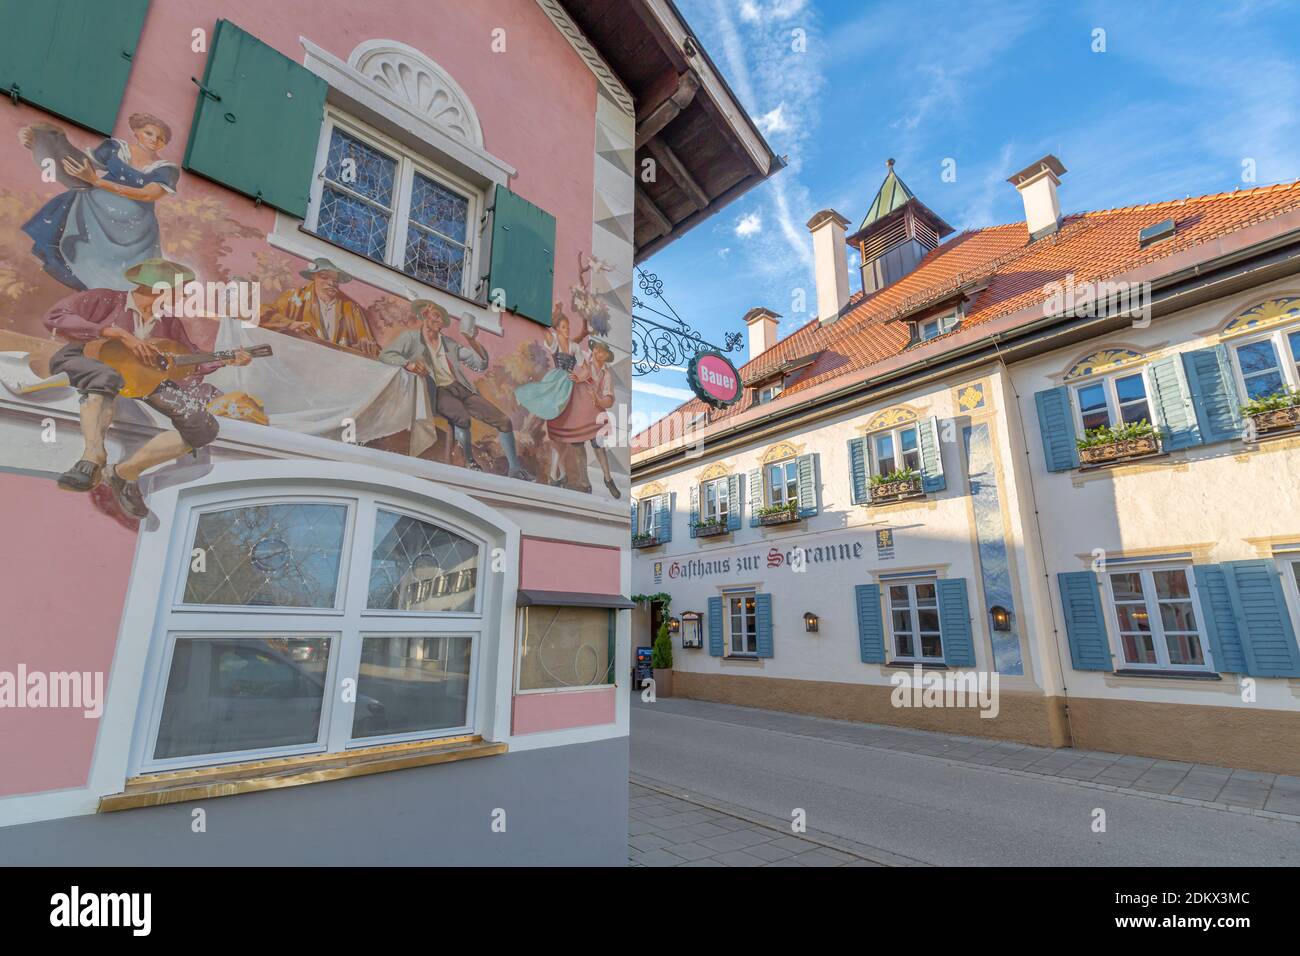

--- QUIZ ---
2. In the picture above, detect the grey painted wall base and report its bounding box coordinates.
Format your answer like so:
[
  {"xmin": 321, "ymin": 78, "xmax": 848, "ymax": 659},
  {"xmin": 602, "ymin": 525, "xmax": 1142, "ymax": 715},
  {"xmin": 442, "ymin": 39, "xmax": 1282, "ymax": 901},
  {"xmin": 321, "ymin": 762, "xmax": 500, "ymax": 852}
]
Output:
[{"xmin": 0, "ymin": 737, "xmax": 629, "ymax": 866}]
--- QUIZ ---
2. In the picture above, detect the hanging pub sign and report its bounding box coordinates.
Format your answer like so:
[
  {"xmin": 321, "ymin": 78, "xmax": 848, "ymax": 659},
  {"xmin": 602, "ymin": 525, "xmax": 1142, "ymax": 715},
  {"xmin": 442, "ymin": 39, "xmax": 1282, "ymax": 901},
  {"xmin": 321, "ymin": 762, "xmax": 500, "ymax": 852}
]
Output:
[{"xmin": 686, "ymin": 350, "xmax": 742, "ymax": 408}]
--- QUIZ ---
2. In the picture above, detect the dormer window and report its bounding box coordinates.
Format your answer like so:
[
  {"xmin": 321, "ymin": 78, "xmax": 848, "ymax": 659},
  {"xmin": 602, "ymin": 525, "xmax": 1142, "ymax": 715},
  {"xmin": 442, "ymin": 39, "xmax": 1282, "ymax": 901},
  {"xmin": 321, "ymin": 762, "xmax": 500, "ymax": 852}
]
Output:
[
  {"xmin": 917, "ymin": 310, "xmax": 960, "ymax": 342},
  {"xmin": 756, "ymin": 381, "xmax": 784, "ymax": 405}
]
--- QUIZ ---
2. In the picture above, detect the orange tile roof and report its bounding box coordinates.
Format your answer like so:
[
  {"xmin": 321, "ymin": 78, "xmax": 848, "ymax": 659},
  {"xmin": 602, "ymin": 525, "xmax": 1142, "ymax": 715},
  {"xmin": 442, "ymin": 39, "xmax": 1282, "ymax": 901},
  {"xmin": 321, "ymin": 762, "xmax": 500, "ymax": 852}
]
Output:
[{"xmin": 635, "ymin": 180, "xmax": 1300, "ymax": 448}]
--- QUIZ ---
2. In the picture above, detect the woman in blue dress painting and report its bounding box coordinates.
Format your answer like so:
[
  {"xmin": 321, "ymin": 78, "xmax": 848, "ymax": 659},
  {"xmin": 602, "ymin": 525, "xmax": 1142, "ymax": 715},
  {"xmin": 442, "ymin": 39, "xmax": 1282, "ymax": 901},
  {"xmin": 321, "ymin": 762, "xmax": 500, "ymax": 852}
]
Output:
[
  {"xmin": 19, "ymin": 113, "xmax": 180, "ymax": 292},
  {"xmin": 515, "ymin": 312, "xmax": 583, "ymax": 485}
]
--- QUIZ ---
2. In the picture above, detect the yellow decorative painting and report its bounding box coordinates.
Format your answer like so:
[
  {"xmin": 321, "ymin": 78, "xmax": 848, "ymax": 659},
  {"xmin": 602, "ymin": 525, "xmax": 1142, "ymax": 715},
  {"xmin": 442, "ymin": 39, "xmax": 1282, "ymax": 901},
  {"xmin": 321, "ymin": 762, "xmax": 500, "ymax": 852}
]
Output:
[
  {"xmin": 700, "ymin": 461, "xmax": 732, "ymax": 481},
  {"xmin": 863, "ymin": 405, "xmax": 918, "ymax": 432},
  {"xmin": 956, "ymin": 384, "xmax": 986, "ymax": 412},
  {"xmin": 636, "ymin": 481, "xmax": 666, "ymax": 497},
  {"xmin": 1222, "ymin": 297, "xmax": 1300, "ymax": 337},
  {"xmin": 761, "ymin": 440, "xmax": 803, "ymax": 463},
  {"xmin": 1063, "ymin": 348, "xmax": 1145, "ymax": 381}
]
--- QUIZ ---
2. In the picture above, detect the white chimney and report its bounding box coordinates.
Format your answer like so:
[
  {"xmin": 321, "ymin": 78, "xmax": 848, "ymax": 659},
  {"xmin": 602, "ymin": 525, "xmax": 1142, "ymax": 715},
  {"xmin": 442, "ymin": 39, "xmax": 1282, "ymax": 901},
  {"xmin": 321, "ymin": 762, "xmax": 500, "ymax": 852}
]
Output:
[
  {"xmin": 1007, "ymin": 154, "xmax": 1067, "ymax": 240},
  {"xmin": 807, "ymin": 208, "xmax": 851, "ymax": 324},
  {"xmin": 743, "ymin": 307, "xmax": 780, "ymax": 361}
]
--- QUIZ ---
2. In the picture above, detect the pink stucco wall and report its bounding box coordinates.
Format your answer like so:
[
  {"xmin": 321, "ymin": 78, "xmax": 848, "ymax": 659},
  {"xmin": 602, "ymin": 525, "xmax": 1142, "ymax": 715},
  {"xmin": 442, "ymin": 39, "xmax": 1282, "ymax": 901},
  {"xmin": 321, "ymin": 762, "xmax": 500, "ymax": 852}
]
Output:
[
  {"xmin": 519, "ymin": 536, "xmax": 621, "ymax": 595},
  {"xmin": 512, "ymin": 686, "xmax": 616, "ymax": 735},
  {"xmin": 0, "ymin": 474, "xmax": 138, "ymax": 797}
]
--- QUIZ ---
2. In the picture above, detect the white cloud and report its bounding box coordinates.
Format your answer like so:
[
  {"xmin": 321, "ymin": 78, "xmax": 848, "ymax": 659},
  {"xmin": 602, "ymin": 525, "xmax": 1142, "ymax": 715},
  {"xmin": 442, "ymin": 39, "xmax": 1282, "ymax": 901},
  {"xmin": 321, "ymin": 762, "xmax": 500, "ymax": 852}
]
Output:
[
  {"xmin": 633, "ymin": 381, "xmax": 696, "ymax": 401},
  {"xmin": 719, "ymin": 247, "xmax": 732, "ymax": 258},
  {"xmin": 756, "ymin": 103, "xmax": 791, "ymax": 135},
  {"xmin": 735, "ymin": 212, "xmax": 763, "ymax": 237}
]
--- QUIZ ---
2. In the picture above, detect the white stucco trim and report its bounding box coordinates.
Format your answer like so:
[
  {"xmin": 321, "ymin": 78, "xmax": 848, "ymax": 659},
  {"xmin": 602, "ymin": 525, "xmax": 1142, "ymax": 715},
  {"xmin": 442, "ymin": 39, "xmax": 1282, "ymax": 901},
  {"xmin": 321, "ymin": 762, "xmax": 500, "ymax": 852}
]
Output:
[{"xmin": 533, "ymin": 0, "xmax": 634, "ymax": 117}]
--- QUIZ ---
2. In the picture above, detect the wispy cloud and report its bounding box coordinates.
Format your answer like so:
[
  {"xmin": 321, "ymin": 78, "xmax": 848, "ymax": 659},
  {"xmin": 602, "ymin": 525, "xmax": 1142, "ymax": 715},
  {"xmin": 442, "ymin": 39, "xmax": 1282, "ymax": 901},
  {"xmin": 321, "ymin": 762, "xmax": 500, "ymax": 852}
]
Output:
[
  {"xmin": 633, "ymin": 381, "xmax": 696, "ymax": 401},
  {"xmin": 735, "ymin": 211, "xmax": 763, "ymax": 237}
]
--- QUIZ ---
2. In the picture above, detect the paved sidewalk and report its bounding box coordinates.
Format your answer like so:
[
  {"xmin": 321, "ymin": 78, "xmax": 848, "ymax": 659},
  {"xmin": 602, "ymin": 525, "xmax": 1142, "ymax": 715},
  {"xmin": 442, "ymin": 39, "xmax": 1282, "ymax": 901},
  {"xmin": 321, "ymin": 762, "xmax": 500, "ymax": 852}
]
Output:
[
  {"xmin": 628, "ymin": 778, "xmax": 922, "ymax": 867},
  {"xmin": 636, "ymin": 696, "xmax": 1300, "ymax": 821}
]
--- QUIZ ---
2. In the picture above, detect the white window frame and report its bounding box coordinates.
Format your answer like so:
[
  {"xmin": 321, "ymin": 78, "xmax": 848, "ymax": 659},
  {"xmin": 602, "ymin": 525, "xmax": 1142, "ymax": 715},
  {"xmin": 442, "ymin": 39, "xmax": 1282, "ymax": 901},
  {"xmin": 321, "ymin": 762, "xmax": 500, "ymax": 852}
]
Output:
[
  {"xmin": 918, "ymin": 310, "xmax": 959, "ymax": 342},
  {"xmin": 725, "ymin": 589, "xmax": 758, "ymax": 657},
  {"xmin": 306, "ymin": 108, "xmax": 485, "ymax": 300},
  {"xmin": 869, "ymin": 425, "xmax": 921, "ymax": 477},
  {"xmin": 635, "ymin": 498, "xmax": 656, "ymax": 537},
  {"xmin": 1070, "ymin": 367, "xmax": 1154, "ymax": 434},
  {"xmin": 513, "ymin": 605, "xmax": 617, "ymax": 695},
  {"xmin": 133, "ymin": 487, "xmax": 487, "ymax": 775},
  {"xmin": 886, "ymin": 577, "xmax": 943, "ymax": 663},
  {"xmin": 700, "ymin": 476, "xmax": 730, "ymax": 524},
  {"xmin": 1278, "ymin": 553, "xmax": 1300, "ymax": 631},
  {"xmin": 766, "ymin": 458, "xmax": 799, "ymax": 509},
  {"xmin": 1229, "ymin": 325, "xmax": 1300, "ymax": 402},
  {"xmin": 756, "ymin": 382, "xmax": 784, "ymax": 405},
  {"xmin": 1101, "ymin": 564, "xmax": 1214, "ymax": 672}
]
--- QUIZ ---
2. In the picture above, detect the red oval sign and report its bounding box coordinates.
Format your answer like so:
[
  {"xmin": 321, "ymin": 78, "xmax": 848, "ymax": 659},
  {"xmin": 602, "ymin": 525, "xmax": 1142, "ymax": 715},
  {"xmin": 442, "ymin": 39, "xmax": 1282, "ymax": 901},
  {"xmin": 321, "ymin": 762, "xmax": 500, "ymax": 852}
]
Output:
[{"xmin": 690, "ymin": 352, "xmax": 741, "ymax": 406}]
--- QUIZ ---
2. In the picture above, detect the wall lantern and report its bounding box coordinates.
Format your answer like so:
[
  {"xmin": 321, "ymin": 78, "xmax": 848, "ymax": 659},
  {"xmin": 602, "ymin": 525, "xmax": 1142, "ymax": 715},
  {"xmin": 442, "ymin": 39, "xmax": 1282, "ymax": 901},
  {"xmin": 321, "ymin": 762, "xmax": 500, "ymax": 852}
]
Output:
[
  {"xmin": 668, "ymin": 616, "xmax": 681, "ymax": 634},
  {"xmin": 803, "ymin": 611, "xmax": 819, "ymax": 633},
  {"xmin": 990, "ymin": 605, "xmax": 1012, "ymax": 632}
]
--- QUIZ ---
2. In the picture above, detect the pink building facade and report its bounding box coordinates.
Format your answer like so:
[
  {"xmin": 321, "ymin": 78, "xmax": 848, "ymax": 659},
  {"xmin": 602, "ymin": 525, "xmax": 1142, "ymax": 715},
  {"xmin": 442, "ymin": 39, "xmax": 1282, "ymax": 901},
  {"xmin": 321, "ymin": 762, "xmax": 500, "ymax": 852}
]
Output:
[{"xmin": 0, "ymin": 0, "xmax": 777, "ymax": 864}]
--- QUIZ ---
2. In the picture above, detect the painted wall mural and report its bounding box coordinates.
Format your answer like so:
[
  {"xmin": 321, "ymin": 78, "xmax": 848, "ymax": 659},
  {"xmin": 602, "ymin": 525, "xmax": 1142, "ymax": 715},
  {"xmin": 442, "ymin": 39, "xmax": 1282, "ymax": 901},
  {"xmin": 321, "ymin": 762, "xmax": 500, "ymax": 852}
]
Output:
[{"xmin": 0, "ymin": 110, "xmax": 625, "ymax": 522}]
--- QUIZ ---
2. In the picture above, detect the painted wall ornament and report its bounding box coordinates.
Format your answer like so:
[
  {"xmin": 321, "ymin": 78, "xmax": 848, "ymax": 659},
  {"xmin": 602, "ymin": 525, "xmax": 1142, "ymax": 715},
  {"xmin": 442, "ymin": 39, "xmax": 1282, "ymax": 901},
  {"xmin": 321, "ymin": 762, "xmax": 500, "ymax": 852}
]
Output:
[
  {"xmin": 1222, "ymin": 297, "xmax": 1300, "ymax": 337},
  {"xmin": 864, "ymin": 405, "xmax": 919, "ymax": 431},
  {"xmin": 1063, "ymin": 347, "xmax": 1146, "ymax": 381}
]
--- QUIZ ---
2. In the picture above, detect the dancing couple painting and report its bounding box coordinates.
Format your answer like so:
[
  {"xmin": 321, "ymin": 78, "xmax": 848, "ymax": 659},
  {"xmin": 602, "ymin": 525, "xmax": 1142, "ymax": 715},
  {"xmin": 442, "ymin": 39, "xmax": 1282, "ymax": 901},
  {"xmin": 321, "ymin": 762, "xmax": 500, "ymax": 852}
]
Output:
[{"xmin": 514, "ymin": 307, "xmax": 618, "ymax": 498}]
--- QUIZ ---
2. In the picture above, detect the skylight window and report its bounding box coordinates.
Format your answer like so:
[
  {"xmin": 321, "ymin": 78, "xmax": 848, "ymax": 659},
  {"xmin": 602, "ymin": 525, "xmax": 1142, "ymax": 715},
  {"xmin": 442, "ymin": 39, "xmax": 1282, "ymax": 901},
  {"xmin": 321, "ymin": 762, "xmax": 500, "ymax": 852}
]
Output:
[{"xmin": 1138, "ymin": 218, "xmax": 1176, "ymax": 248}]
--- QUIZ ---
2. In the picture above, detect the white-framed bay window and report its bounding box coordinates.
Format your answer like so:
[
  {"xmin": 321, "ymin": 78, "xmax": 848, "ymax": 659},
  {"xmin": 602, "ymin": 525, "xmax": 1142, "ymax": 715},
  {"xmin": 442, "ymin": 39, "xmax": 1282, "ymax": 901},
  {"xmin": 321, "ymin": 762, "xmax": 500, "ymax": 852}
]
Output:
[
  {"xmin": 1071, "ymin": 369, "xmax": 1154, "ymax": 433},
  {"xmin": 306, "ymin": 108, "xmax": 484, "ymax": 297},
  {"xmin": 1230, "ymin": 326, "xmax": 1300, "ymax": 401},
  {"xmin": 134, "ymin": 490, "xmax": 487, "ymax": 773},
  {"xmin": 1102, "ymin": 565, "xmax": 1213, "ymax": 671}
]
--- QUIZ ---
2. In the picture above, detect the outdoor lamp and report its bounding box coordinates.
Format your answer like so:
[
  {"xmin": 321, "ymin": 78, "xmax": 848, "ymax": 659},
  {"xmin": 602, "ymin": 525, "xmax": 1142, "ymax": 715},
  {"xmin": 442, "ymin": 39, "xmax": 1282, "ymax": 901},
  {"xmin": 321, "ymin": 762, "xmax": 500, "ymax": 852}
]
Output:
[
  {"xmin": 990, "ymin": 605, "xmax": 1012, "ymax": 632},
  {"xmin": 669, "ymin": 616, "xmax": 681, "ymax": 633},
  {"xmin": 804, "ymin": 611, "xmax": 819, "ymax": 633}
]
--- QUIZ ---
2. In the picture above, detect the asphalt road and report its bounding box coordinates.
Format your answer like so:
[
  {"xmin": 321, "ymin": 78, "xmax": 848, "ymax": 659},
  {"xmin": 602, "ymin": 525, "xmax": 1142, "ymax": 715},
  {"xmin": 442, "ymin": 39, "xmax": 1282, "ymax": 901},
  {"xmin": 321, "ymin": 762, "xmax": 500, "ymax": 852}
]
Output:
[{"xmin": 630, "ymin": 697, "xmax": 1300, "ymax": 866}]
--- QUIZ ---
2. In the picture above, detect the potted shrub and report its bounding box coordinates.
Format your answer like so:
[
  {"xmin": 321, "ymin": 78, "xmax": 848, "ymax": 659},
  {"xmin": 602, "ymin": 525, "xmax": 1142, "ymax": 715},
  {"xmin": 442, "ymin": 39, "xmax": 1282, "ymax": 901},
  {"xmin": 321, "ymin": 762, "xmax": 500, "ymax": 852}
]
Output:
[
  {"xmin": 651, "ymin": 618, "xmax": 674, "ymax": 698},
  {"xmin": 631, "ymin": 531, "xmax": 658, "ymax": 549},
  {"xmin": 692, "ymin": 515, "xmax": 728, "ymax": 537},
  {"xmin": 756, "ymin": 502, "xmax": 800, "ymax": 526},
  {"xmin": 868, "ymin": 467, "xmax": 924, "ymax": 503},
  {"xmin": 1242, "ymin": 389, "xmax": 1300, "ymax": 437},
  {"xmin": 1076, "ymin": 419, "xmax": 1161, "ymax": 466}
]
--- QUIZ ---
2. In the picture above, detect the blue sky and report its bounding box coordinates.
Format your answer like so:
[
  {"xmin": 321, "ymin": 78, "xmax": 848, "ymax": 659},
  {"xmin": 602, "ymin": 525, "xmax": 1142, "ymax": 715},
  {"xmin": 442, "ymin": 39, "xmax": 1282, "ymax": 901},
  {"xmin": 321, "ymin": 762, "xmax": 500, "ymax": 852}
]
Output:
[{"xmin": 632, "ymin": 0, "xmax": 1300, "ymax": 422}]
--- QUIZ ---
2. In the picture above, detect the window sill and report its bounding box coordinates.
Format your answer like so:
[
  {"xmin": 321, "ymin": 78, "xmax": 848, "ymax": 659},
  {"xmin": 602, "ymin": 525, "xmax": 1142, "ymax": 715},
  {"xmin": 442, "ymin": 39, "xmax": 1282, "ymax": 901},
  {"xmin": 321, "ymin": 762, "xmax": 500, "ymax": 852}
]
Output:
[
  {"xmin": 884, "ymin": 660, "xmax": 950, "ymax": 670},
  {"xmin": 98, "ymin": 734, "xmax": 506, "ymax": 812},
  {"xmin": 1111, "ymin": 668, "xmax": 1221, "ymax": 681}
]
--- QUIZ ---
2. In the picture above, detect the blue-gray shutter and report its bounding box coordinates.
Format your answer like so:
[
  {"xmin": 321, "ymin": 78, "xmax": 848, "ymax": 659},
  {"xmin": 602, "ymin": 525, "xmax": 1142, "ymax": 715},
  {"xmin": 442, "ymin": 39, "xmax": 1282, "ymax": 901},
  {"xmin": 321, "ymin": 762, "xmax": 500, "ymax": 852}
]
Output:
[
  {"xmin": 796, "ymin": 453, "xmax": 818, "ymax": 517},
  {"xmin": 1223, "ymin": 560, "xmax": 1300, "ymax": 677},
  {"xmin": 918, "ymin": 415, "xmax": 946, "ymax": 492},
  {"xmin": 854, "ymin": 584, "xmax": 885, "ymax": 663},
  {"xmin": 1057, "ymin": 572, "xmax": 1113, "ymax": 671},
  {"xmin": 1191, "ymin": 564, "xmax": 1248, "ymax": 673},
  {"xmin": 629, "ymin": 498, "xmax": 637, "ymax": 541},
  {"xmin": 656, "ymin": 493, "xmax": 673, "ymax": 543},
  {"xmin": 1182, "ymin": 345, "xmax": 1243, "ymax": 445},
  {"xmin": 0, "ymin": 0, "xmax": 150, "ymax": 135},
  {"xmin": 688, "ymin": 483, "xmax": 700, "ymax": 538},
  {"xmin": 755, "ymin": 593, "xmax": 774, "ymax": 658},
  {"xmin": 748, "ymin": 466, "xmax": 763, "ymax": 526},
  {"xmin": 1147, "ymin": 355, "xmax": 1201, "ymax": 449},
  {"xmin": 726, "ymin": 474, "xmax": 742, "ymax": 531},
  {"xmin": 938, "ymin": 578, "xmax": 975, "ymax": 666},
  {"xmin": 847, "ymin": 437, "xmax": 868, "ymax": 505},
  {"xmin": 183, "ymin": 20, "xmax": 328, "ymax": 218},
  {"xmin": 1034, "ymin": 387, "xmax": 1079, "ymax": 472},
  {"xmin": 486, "ymin": 184, "xmax": 556, "ymax": 325},
  {"xmin": 707, "ymin": 596, "xmax": 723, "ymax": 656}
]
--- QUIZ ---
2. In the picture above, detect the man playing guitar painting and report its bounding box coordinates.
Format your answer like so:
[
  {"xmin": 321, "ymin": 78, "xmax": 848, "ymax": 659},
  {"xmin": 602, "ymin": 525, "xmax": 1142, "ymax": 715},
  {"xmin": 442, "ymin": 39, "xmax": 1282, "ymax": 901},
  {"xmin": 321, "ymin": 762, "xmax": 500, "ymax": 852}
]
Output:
[{"xmin": 42, "ymin": 257, "xmax": 251, "ymax": 518}]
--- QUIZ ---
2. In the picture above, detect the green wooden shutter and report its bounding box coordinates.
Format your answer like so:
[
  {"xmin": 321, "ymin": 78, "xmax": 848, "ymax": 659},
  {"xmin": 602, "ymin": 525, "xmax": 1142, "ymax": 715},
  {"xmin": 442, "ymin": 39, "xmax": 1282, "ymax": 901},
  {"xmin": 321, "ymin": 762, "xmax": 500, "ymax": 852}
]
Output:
[
  {"xmin": 854, "ymin": 584, "xmax": 885, "ymax": 663},
  {"xmin": 1034, "ymin": 386, "xmax": 1079, "ymax": 472},
  {"xmin": 1057, "ymin": 571, "xmax": 1113, "ymax": 671},
  {"xmin": 918, "ymin": 415, "xmax": 946, "ymax": 492},
  {"xmin": 755, "ymin": 593, "xmax": 774, "ymax": 658},
  {"xmin": 847, "ymin": 437, "xmax": 868, "ymax": 505},
  {"xmin": 707, "ymin": 596, "xmax": 723, "ymax": 656},
  {"xmin": 1147, "ymin": 355, "xmax": 1201, "ymax": 449},
  {"xmin": 796, "ymin": 453, "xmax": 818, "ymax": 517},
  {"xmin": 937, "ymin": 578, "xmax": 975, "ymax": 666},
  {"xmin": 747, "ymin": 466, "xmax": 763, "ymax": 526},
  {"xmin": 1223, "ymin": 560, "xmax": 1300, "ymax": 677},
  {"xmin": 487, "ymin": 184, "xmax": 556, "ymax": 325},
  {"xmin": 1191, "ymin": 564, "xmax": 1247, "ymax": 673},
  {"xmin": 726, "ymin": 474, "xmax": 741, "ymax": 531},
  {"xmin": 183, "ymin": 20, "xmax": 326, "ymax": 218},
  {"xmin": 688, "ymin": 483, "xmax": 700, "ymax": 538},
  {"xmin": 0, "ymin": 0, "xmax": 149, "ymax": 134},
  {"xmin": 1182, "ymin": 345, "xmax": 1243, "ymax": 445}
]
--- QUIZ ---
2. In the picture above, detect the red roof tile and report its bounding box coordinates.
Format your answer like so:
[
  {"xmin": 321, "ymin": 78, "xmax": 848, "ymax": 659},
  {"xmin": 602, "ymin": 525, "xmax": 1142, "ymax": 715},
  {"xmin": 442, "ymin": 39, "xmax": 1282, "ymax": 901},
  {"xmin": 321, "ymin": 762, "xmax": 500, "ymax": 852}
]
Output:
[{"xmin": 635, "ymin": 181, "xmax": 1300, "ymax": 448}]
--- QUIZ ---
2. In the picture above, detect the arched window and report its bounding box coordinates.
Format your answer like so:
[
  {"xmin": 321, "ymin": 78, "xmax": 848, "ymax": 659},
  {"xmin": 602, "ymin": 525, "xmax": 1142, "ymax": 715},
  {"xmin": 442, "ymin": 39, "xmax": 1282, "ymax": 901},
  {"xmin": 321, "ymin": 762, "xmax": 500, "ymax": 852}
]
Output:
[{"xmin": 133, "ymin": 485, "xmax": 488, "ymax": 773}]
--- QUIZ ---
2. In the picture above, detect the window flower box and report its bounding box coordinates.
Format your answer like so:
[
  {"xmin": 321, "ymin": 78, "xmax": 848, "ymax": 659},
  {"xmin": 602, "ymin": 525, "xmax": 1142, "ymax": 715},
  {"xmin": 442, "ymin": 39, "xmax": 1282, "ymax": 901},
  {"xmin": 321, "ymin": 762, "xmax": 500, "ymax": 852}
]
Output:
[
  {"xmin": 632, "ymin": 533, "xmax": 660, "ymax": 549},
  {"xmin": 1078, "ymin": 433, "xmax": 1161, "ymax": 465},
  {"xmin": 869, "ymin": 475, "xmax": 924, "ymax": 503},
  {"xmin": 1242, "ymin": 403, "xmax": 1300, "ymax": 434},
  {"xmin": 693, "ymin": 520, "xmax": 728, "ymax": 537},
  {"xmin": 757, "ymin": 505, "xmax": 800, "ymax": 526}
]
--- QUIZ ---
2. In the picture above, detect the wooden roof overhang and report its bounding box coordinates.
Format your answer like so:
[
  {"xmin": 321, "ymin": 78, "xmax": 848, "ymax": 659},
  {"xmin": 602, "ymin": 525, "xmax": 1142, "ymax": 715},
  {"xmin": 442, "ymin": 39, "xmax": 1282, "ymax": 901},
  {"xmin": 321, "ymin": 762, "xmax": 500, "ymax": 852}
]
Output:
[{"xmin": 558, "ymin": 0, "xmax": 785, "ymax": 262}]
